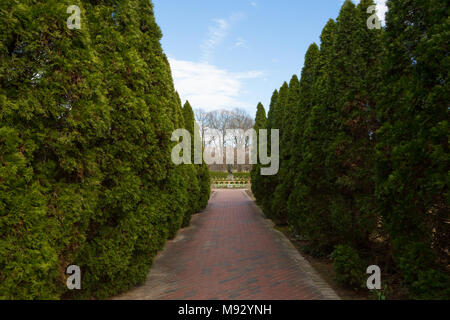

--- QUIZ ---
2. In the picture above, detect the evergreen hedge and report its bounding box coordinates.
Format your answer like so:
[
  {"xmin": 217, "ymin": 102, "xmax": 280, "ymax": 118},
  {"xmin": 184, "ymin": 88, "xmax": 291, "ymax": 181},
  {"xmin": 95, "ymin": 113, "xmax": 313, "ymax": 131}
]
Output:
[
  {"xmin": 0, "ymin": 0, "xmax": 210, "ymax": 299},
  {"xmin": 251, "ymin": 0, "xmax": 449, "ymax": 298},
  {"xmin": 250, "ymin": 103, "xmax": 267, "ymax": 200}
]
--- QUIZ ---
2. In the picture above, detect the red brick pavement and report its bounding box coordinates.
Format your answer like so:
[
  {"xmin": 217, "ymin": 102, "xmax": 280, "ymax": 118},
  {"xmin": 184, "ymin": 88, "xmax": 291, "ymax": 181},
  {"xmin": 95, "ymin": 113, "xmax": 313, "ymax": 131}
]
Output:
[{"xmin": 115, "ymin": 190, "xmax": 339, "ymax": 300}]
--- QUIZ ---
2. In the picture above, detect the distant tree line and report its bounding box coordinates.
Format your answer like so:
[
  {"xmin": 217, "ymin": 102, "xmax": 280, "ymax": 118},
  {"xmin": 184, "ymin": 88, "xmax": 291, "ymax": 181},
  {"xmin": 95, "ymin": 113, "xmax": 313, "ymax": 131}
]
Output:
[
  {"xmin": 195, "ymin": 108, "xmax": 254, "ymax": 172},
  {"xmin": 0, "ymin": 0, "xmax": 209, "ymax": 299},
  {"xmin": 251, "ymin": 0, "xmax": 448, "ymax": 299}
]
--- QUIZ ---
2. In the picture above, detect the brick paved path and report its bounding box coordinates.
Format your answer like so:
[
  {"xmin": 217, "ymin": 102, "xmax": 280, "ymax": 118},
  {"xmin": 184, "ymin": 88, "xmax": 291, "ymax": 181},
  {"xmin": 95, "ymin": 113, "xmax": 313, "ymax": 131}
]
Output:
[{"xmin": 115, "ymin": 190, "xmax": 339, "ymax": 300}]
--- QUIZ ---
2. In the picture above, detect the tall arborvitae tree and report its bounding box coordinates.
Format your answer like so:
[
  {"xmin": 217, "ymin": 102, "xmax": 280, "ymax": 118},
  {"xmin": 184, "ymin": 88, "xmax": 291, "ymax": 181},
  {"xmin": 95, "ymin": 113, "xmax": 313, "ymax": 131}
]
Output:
[
  {"xmin": 273, "ymin": 83, "xmax": 289, "ymax": 134},
  {"xmin": 248, "ymin": 0, "xmax": 448, "ymax": 297},
  {"xmin": 72, "ymin": 0, "xmax": 190, "ymax": 298},
  {"xmin": 376, "ymin": 0, "xmax": 449, "ymax": 298},
  {"xmin": 258, "ymin": 90, "xmax": 278, "ymax": 210},
  {"xmin": 357, "ymin": 0, "xmax": 384, "ymax": 98},
  {"xmin": 164, "ymin": 92, "xmax": 190, "ymax": 239},
  {"xmin": 287, "ymin": 43, "xmax": 320, "ymax": 229},
  {"xmin": 296, "ymin": 43, "xmax": 320, "ymax": 129},
  {"xmin": 272, "ymin": 75, "xmax": 300, "ymax": 224},
  {"xmin": 182, "ymin": 100, "xmax": 201, "ymax": 225},
  {"xmin": 324, "ymin": 0, "xmax": 383, "ymax": 249},
  {"xmin": 266, "ymin": 90, "xmax": 278, "ymax": 132},
  {"xmin": 195, "ymin": 156, "xmax": 211, "ymax": 212},
  {"xmin": 263, "ymin": 83, "xmax": 288, "ymax": 219},
  {"xmin": 1, "ymin": 0, "xmax": 208, "ymax": 299},
  {"xmin": 250, "ymin": 102, "xmax": 267, "ymax": 202},
  {"xmin": 191, "ymin": 106, "xmax": 211, "ymax": 214},
  {"xmin": 0, "ymin": 0, "xmax": 110, "ymax": 299},
  {"xmin": 289, "ymin": 20, "xmax": 338, "ymax": 252},
  {"xmin": 182, "ymin": 101, "xmax": 196, "ymax": 145}
]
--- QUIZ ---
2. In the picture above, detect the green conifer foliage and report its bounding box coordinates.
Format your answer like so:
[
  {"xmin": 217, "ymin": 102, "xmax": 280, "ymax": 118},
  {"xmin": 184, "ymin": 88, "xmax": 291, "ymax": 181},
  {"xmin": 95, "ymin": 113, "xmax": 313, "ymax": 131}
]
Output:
[
  {"xmin": 2, "ymin": 0, "xmax": 448, "ymax": 300},
  {"xmin": 0, "ymin": 0, "xmax": 209, "ymax": 299},
  {"xmin": 297, "ymin": 44, "xmax": 320, "ymax": 119},
  {"xmin": 258, "ymin": 90, "xmax": 278, "ymax": 211},
  {"xmin": 266, "ymin": 90, "xmax": 278, "ymax": 131},
  {"xmin": 263, "ymin": 83, "xmax": 288, "ymax": 219},
  {"xmin": 272, "ymin": 75, "xmax": 300, "ymax": 224},
  {"xmin": 182, "ymin": 100, "xmax": 210, "ymax": 215},
  {"xmin": 70, "ymin": 0, "xmax": 199, "ymax": 298},
  {"xmin": 249, "ymin": 0, "xmax": 448, "ymax": 297},
  {"xmin": 183, "ymin": 101, "xmax": 196, "ymax": 142},
  {"xmin": 164, "ymin": 92, "xmax": 189, "ymax": 239},
  {"xmin": 287, "ymin": 43, "xmax": 320, "ymax": 231},
  {"xmin": 272, "ymin": 83, "xmax": 289, "ymax": 134},
  {"xmin": 0, "ymin": 0, "xmax": 110, "ymax": 298},
  {"xmin": 196, "ymin": 160, "xmax": 211, "ymax": 212},
  {"xmin": 181, "ymin": 101, "xmax": 201, "ymax": 226},
  {"xmin": 375, "ymin": 0, "xmax": 449, "ymax": 298},
  {"xmin": 288, "ymin": 20, "xmax": 338, "ymax": 252},
  {"xmin": 325, "ymin": 0, "xmax": 383, "ymax": 248},
  {"xmin": 250, "ymin": 102, "xmax": 267, "ymax": 201},
  {"xmin": 0, "ymin": 128, "xmax": 54, "ymax": 299}
]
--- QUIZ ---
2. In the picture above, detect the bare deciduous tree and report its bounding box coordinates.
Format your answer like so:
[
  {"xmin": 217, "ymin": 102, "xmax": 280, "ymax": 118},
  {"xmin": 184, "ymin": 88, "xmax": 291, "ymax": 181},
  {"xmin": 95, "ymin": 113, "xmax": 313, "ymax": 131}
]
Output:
[
  {"xmin": 195, "ymin": 108, "xmax": 254, "ymax": 172},
  {"xmin": 194, "ymin": 108, "xmax": 210, "ymax": 149}
]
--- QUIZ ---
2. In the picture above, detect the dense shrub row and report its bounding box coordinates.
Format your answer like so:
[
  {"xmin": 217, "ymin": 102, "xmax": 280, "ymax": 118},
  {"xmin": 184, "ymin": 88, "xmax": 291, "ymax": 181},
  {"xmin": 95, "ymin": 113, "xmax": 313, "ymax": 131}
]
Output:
[
  {"xmin": 251, "ymin": 0, "xmax": 449, "ymax": 299},
  {"xmin": 233, "ymin": 172, "xmax": 251, "ymax": 181},
  {"xmin": 0, "ymin": 0, "xmax": 209, "ymax": 299},
  {"xmin": 209, "ymin": 172, "xmax": 229, "ymax": 180},
  {"xmin": 210, "ymin": 171, "xmax": 250, "ymax": 181}
]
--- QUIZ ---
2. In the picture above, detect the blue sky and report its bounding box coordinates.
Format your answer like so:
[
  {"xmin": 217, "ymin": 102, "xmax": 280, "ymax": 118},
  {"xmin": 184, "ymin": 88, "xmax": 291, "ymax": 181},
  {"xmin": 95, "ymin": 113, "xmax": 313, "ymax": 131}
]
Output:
[{"xmin": 153, "ymin": 0, "xmax": 387, "ymax": 118}]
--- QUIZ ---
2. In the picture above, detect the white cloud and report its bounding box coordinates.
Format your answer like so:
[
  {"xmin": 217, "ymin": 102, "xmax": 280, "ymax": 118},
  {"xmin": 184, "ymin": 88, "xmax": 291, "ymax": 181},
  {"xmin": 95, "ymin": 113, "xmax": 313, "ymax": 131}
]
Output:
[
  {"xmin": 200, "ymin": 18, "xmax": 229, "ymax": 63},
  {"xmin": 200, "ymin": 13, "xmax": 245, "ymax": 63},
  {"xmin": 250, "ymin": 1, "xmax": 257, "ymax": 8},
  {"xmin": 234, "ymin": 37, "xmax": 247, "ymax": 48},
  {"xmin": 169, "ymin": 58, "xmax": 264, "ymax": 112}
]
